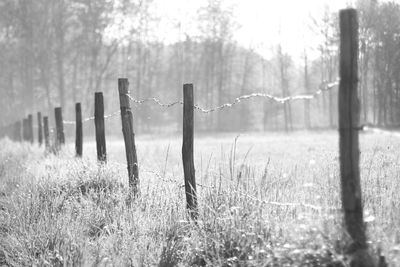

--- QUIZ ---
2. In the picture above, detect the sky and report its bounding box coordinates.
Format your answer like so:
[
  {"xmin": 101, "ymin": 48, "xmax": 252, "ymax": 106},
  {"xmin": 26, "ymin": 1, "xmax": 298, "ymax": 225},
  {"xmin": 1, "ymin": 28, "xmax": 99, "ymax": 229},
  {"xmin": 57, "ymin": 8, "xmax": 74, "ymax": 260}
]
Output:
[{"xmin": 152, "ymin": 0, "xmax": 355, "ymax": 60}]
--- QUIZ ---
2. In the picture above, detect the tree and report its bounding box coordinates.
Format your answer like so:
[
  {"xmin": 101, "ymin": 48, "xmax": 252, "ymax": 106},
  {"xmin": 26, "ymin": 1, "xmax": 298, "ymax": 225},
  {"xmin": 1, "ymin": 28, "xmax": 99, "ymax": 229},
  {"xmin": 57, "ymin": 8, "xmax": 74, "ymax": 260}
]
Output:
[
  {"xmin": 197, "ymin": 0, "xmax": 238, "ymax": 130},
  {"xmin": 303, "ymin": 49, "xmax": 311, "ymax": 129},
  {"xmin": 276, "ymin": 44, "xmax": 293, "ymax": 131}
]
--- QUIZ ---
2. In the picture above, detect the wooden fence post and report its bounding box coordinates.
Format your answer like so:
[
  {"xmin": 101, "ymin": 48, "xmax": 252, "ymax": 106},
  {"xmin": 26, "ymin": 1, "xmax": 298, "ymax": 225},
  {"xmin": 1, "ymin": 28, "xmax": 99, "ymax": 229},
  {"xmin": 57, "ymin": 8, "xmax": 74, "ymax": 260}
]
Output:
[
  {"xmin": 37, "ymin": 112, "xmax": 43, "ymax": 146},
  {"xmin": 27, "ymin": 114, "xmax": 33, "ymax": 143},
  {"xmin": 118, "ymin": 78, "xmax": 139, "ymax": 193},
  {"xmin": 182, "ymin": 83, "xmax": 198, "ymax": 220},
  {"xmin": 94, "ymin": 92, "xmax": 106, "ymax": 162},
  {"xmin": 43, "ymin": 116, "xmax": 50, "ymax": 149},
  {"xmin": 75, "ymin": 103, "xmax": 83, "ymax": 157},
  {"xmin": 22, "ymin": 118, "xmax": 28, "ymax": 141},
  {"xmin": 14, "ymin": 121, "xmax": 22, "ymax": 142},
  {"xmin": 3, "ymin": 124, "xmax": 8, "ymax": 139},
  {"xmin": 338, "ymin": 8, "xmax": 373, "ymax": 266},
  {"xmin": 54, "ymin": 107, "xmax": 65, "ymax": 148}
]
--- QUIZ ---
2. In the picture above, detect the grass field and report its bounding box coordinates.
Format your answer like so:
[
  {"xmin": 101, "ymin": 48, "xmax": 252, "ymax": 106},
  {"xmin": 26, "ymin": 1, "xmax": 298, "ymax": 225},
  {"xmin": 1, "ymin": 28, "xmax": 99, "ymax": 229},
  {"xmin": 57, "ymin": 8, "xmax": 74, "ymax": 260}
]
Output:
[{"xmin": 0, "ymin": 131, "xmax": 399, "ymax": 266}]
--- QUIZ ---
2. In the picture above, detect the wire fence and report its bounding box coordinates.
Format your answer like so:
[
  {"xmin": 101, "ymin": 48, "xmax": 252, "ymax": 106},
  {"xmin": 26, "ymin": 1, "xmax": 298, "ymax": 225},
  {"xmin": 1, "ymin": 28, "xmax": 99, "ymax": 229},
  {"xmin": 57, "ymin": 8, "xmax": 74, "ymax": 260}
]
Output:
[
  {"xmin": 59, "ymin": 79, "xmax": 400, "ymax": 139},
  {"xmin": 107, "ymin": 159, "xmax": 334, "ymax": 212},
  {"xmin": 126, "ymin": 80, "xmax": 339, "ymax": 113},
  {"xmin": 63, "ymin": 110, "xmax": 121, "ymax": 125},
  {"xmin": 361, "ymin": 125, "xmax": 400, "ymax": 137},
  {"xmin": 63, "ymin": 80, "xmax": 340, "ymax": 124}
]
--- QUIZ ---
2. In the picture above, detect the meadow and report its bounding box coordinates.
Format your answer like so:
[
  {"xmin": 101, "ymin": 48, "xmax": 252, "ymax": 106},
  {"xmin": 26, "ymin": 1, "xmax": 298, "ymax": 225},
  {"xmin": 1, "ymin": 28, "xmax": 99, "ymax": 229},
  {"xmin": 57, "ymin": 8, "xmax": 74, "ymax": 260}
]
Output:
[{"xmin": 0, "ymin": 131, "xmax": 399, "ymax": 266}]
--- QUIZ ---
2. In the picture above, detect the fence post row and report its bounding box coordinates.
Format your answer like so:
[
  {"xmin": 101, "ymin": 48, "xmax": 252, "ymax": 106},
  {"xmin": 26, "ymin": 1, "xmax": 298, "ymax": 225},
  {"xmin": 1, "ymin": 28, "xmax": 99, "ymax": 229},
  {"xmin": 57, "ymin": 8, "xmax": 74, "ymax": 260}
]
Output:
[
  {"xmin": 338, "ymin": 8, "xmax": 374, "ymax": 266},
  {"xmin": 118, "ymin": 78, "xmax": 139, "ymax": 193},
  {"xmin": 37, "ymin": 112, "xmax": 43, "ymax": 146},
  {"xmin": 43, "ymin": 116, "xmax": 50, "ymax": 149},
  {"xmin": 54, "ymin": 107, "xmax": 65, "ymax": 149},
  {"xmin": 94, "ymin": 92, "xmax": 107, "ymax": 162},
  {"xmin": 75, "ymin": 103, "xmax": 83, "ymax": 157},
  {"xmin": 182, "ymin": 83, "xmax": 198, "ymax": 220}
]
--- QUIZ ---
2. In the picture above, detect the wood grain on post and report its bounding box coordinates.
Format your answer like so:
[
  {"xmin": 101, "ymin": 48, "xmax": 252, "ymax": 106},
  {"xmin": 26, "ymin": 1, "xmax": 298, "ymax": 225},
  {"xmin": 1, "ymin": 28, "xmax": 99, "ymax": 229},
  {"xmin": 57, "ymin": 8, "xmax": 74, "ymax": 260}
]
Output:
[
  {"xmin": 182, "ymin": 83, "xmax": 198, "ymax": 220},
  {"xmin": 37, "ymin": 112, "xmax": 43, "ymax": 146},
  {"xmin": 118, "ymin": 78, "xmax": 139, "ymax": 192},
  {"xmin": 27, "ymin": 114, "xmax": 33, "ymax": 143},
  {"xmin": 43, "ymin": 116, "xmax": 50, "ymax": 149},
  {"xmin": 75, "ymin": 103, "xmax": 83, "ymax": 157},
  {"xmin": 54, "ymin": 107, "xmax": 65, "ymax": 148},
  {"xmin": 94, "ymin": 92, "xmax": 106, "ymax": 162},
  {"xmin": 338, "ymin": 9, "xmax": 370, "ymax": 262}
]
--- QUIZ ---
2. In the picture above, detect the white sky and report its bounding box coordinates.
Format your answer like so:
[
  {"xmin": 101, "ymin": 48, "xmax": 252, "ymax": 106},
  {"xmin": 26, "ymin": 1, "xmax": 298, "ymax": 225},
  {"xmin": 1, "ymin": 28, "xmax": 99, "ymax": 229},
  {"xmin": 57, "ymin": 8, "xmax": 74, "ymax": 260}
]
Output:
[{"xmin": 152, "ymin": 0, "xmax": 355, "ymax": 60}]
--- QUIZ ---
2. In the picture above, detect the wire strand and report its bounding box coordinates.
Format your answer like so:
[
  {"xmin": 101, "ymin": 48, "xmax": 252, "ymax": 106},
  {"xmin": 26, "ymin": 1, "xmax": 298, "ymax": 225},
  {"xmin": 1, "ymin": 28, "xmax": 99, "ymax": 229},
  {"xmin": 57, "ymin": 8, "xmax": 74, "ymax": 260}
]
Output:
[
  {"xmin": 126, "ymin": 80, "xmax": 339, "ymax": 113},
  {"xmin": 62, "ymin": 80, "xmax": 339, "ymax": 124}
]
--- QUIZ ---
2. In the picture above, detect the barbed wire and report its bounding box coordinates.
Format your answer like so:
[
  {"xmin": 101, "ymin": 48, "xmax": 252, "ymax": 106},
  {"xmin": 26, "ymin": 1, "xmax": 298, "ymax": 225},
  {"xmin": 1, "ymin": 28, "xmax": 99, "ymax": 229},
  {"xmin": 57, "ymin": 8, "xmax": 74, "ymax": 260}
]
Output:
[
  {"xmin": 361, "ymin": 125, "xmax": 400, "ymax": 138},
  {"xmin": 62, "ymin": 80, "xmax": 339, "ymax": 124},
  {"xmin": 126, "ymin": 80, "xmax": 339, "ymax": 114},
  {"xmin": 109, "ymin": 160, "xmax": 182, "ymax": 185},
  {"xmin": 127, "ymin": 96, "xmax": 183, "ymax": 107},
  {"xmin": 63, "ymin": 110, "xmax": 120, "ymax": 125},
  {"xmin": 109, "ymin": 160, "xmax": 327, "ymax": 210}
]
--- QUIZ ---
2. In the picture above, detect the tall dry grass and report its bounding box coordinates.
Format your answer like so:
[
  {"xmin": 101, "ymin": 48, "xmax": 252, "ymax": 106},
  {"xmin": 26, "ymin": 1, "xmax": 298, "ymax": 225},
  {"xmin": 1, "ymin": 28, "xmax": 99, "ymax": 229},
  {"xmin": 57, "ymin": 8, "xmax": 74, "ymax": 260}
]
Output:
[{"xmin": 0, "ymin": 132, "xmax": 399, "ymax": 266}]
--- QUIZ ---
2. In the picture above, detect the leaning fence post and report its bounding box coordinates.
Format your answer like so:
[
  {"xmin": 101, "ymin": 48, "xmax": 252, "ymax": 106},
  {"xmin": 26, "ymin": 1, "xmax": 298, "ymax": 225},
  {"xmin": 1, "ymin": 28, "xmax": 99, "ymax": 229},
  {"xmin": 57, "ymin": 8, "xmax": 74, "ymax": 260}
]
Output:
[
  {"xmin": 43, "ymin": 116, "xmax": 50, "ymax": 149},
  {"xmin": 27, "ymin": 114, "xmax": 33, "ymax": 143},
  {"xmin": 75, "ymin": 103, "xmax": 83, "ymax": 157},
  {"xmin": 182, "ymin": 83, "xmax": 198, "ymax": 220},
  {"xmin": 54, "ymin": 107, "xmax": 65, "ymax": 149},
  {"xmin": 37, "ymin": 112, "xmax": 43, "ymax": 146},
  {"xmin": 338, "ymin": 8, "xmax": 373, "ymax": 266},
  {"xmin": 118, "ymin": 78, "xmax": 139, "ymax": 193},
  {"xmin": 94, "ymin": 92, "xmax": 106, "ymax": 162}
]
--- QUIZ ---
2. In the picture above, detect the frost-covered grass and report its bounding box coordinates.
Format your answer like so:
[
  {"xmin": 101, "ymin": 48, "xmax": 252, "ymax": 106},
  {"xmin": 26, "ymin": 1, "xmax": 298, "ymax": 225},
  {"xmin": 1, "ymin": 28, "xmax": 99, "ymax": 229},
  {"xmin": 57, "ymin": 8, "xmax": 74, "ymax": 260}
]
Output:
[{"xmin": 0, "ymin": 131, "xmax": 399, "ymax": 266}]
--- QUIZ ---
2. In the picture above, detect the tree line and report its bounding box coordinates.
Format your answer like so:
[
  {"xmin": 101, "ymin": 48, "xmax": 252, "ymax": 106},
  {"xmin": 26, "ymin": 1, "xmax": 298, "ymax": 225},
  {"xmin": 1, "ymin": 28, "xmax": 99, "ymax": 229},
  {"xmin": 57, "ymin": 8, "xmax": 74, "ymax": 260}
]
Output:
[{"xmin": 0, "ymin": 0, "xmax": 399, "ymax": 133}]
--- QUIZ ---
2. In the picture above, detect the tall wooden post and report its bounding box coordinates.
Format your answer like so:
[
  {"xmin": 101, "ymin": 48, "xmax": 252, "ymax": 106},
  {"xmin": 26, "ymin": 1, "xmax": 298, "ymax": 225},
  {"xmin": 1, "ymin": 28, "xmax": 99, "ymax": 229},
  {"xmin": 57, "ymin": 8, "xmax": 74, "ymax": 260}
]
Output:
[
  {"xmin": 14, "ymin": 121, "xmax": 22, "ymax": 142},
  {"xmin": 118, "ymin": 79, "xmax": 139, "ymax": 193},
  {"xmin": 182, "ymin": 83, "xmax": 198, "ymax": 220},
  {"xmin": 43, "ymin": 116, "xmax": 50, "ymax": 149},
  {"xmin": 118, "ymin": 78, "xmax": 139, "ymax": 194},
  {"xmin": 22, "ymin": 118, "xmax": 28, "ymax": 141},
  {"xmin": 94, "ymin": 92, "xmax": 106, "ymax": 162},
  {"xmin": 338, "ymin": 9, "xmax": 373, "ymax": 266},
  {"xmin": 75, "ymin": 103, "xmax": 83, "ymax": 157},
  {"xmin": 37, "ymin": 112, "xmax": 43, "ymax": 146},
  {"xmin": 54, "ymin": 107, "xmax": 65, "ymax": 148},
  {"xmin": 27, "ymin": 114, "xmax": 33, "ymax": 143}
]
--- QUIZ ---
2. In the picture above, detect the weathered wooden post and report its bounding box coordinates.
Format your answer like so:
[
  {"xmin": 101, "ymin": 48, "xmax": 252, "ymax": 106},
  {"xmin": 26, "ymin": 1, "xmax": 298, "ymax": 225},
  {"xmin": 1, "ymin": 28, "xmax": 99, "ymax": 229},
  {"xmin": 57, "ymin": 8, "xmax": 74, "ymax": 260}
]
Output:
[
  {"xmin": 182, "ymin": 83, "xmax": 198, "ymax": 220},
  {"xmin": 94, "ymin": 92, "xmax": 106, "ymax": 162},
  {"xmin": 37, "ymin": 112, "xmax": 43, "ymax": 146},
  {"xmin": 22, "ymin": 118, "xmax": 29, "ymax": 141},
  {"xmin": 3, "ymin": 124, "xmax": 8, "ymax": 139},
  {"xmin": 54, "ymin": 107, "xmax": 65, "ymax": 148},
  {"xmin": 14, "ymin": 121, "xmax": 22, "ymax": 142},
  {"xmin": 43, "ymin": 116, "xmax": 50, "ymax": 149},
  {"xmin": 2, "ymin": 125, "xmax": 6, "ymax": 139},
  {"xmin": 27, "ymin": 114, "xmax": 33, "ymax": 143},
  {"xmin": 3, "ymin": 124, "xmax": 9, "ymax": 139},
  {"xmin": 118, "ymin": 78, "xmax": 139, "ymax": 193},
  {"xmin": 75, "ymin": 103, "xmax": 83, "ymax": 157},
  {"xmin": 338, "ymin": 8, "xmax": 374, "ymax": 266}
]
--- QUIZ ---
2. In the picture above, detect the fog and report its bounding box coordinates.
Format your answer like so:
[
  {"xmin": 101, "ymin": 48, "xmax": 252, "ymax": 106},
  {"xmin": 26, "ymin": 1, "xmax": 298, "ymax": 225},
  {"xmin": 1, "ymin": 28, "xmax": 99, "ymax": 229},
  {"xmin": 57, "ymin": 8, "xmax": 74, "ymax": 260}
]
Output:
[{"xmin": 0, "ymin": 0, "xmax": 399, "ymax": 135}]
